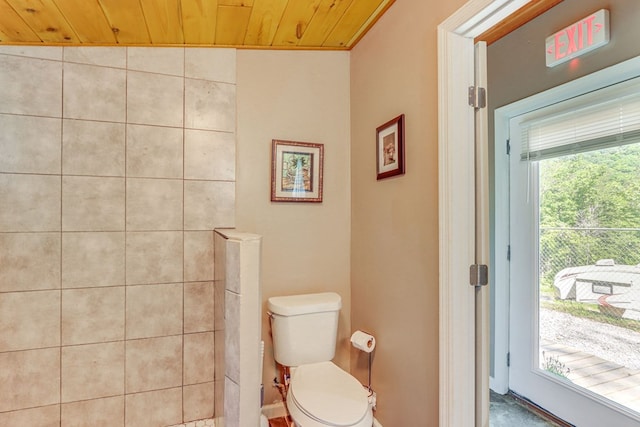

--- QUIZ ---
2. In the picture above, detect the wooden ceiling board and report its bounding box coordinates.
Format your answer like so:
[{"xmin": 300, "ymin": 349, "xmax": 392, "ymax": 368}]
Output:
[
  {"xmin": 299, "ymin": 0, "xmax": 353, "ymax": 47},
  {"xmin": 270, "ymin": 0, "xmax": 323, "ymax": 47},
  {"xmin": 6, "ymin": 0, "xmax": 78, "ymax": 42},
  {"xmin": 140, "ymin": 0, "xmax": 184, "ymax": 44},
  {"xmin": 219, "ymin": 0, "xmax": 254, "ymax": 6},
  {"xmin": 215, "ymin": 5, "xmax": 251, "ymax": 45},
  {"xmin": 0, "ymin": 0, "xmax": 396, "ymax": 48},
  {"xmin": 181, "ymin": 0, "xmax": 217, "ymax": 44},
  {"xmin": 98, "ymin": 0, "xmax": 151, "ymax": 44},
  {"xmin": 0, "ymin": 0, "xmax": 40, "ymax": 42},
  {"xmin": 54, "ymin": 0, "xmax": 116, "ymax": 43},
  {"xmin": 324, "ymin": 0, "xmax": 384, "ymax": 47},
  {"xmin": 343, "ymin": 0, "xmax": 393, "ymax": 47},
  {"xmin": 243, "ymin": 0, "xmax": 288, "ymax": 46}
]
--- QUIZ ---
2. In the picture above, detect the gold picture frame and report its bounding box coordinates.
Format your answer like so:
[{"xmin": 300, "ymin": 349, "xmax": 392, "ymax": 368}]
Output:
[{"xmin": 271, "ymin": 139, "xmax": 324, "ymax": 202}]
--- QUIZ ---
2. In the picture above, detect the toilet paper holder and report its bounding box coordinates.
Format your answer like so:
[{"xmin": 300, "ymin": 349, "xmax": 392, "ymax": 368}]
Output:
[
  {"xmin": 350, "ymin": 330, "xmax": 375, "ymax": 352},
  {"xmin": 350, "ymin": 330, "xmax": 375, "ymax": 393}
]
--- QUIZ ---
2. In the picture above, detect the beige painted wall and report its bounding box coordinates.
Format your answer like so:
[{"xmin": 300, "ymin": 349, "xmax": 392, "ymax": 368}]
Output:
[
  {"xmin": 350, "ymin": 0, "xmax": 467, "ymax": 424},
  {"xmin": 235, "ymin": 50, "xmax": 351, "ymax": 405}
]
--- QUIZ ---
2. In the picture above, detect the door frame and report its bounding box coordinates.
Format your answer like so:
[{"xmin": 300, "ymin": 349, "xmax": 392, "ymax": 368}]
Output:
[
  {"xmin": 440, "ymin": 1, "xmax": 640, "ymax": 425},
  {"xmin": 438, "ymin": 1, "xmax": 534, "ymax": 425}
]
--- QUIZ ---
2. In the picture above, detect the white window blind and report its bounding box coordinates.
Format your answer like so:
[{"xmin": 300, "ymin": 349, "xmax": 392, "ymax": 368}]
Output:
[{"xmin": 520, "ymin": 77, "xmax": 640, "ymax": 161}]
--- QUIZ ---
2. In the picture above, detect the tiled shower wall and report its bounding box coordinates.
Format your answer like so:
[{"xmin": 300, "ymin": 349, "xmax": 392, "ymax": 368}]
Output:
[
  {"xmin": 0, "ymin": 46, "xmax": 236, "ymax": 426},
  {"xmin": 214, "ymin": 230, "xmax": 262, "ymax": 427}
]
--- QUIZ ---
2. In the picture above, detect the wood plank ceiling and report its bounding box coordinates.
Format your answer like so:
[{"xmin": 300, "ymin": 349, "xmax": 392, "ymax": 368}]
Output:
[{"xmin": 0, "ymin": 0, "xmax": 395, "ymax": 49}]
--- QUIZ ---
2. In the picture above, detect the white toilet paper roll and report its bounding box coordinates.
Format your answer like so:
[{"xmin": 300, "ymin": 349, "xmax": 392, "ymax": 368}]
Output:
[{"xmin": 350, "ymin": 330, "xmax": 376, "ymax": 353}]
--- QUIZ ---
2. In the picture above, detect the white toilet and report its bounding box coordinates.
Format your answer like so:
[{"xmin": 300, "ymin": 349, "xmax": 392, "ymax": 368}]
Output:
[{"xmin": 268, "ymin": 292, "xmax": 373, "ymax": 427}]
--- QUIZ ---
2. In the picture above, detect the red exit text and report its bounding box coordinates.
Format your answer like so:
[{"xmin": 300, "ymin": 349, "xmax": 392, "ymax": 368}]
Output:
[{"xmin": 545, "ymin": 9, "xmax": 609, "ymax": 67}]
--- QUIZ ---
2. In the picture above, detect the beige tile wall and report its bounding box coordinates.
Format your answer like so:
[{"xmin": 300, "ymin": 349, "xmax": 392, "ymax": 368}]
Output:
[
  {"xmin": 0, "ymin": 45, "xmax": 236, "ymax": 426},
  {"xmin": 214, "ymin": 230, "xmax": 262, "ymax": 427}
]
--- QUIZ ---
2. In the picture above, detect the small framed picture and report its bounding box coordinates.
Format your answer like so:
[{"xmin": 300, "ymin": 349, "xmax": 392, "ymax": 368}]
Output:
[
  {"xmin": 376, "ymin": 114, "xmax": 405, "ymax": 180},
  {"xmin": 271, "ymin": 139, "xmax": 324, "ymax": 202}
]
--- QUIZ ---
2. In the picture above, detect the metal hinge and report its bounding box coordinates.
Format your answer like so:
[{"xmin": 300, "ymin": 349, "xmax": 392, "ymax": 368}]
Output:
[
  {"xmin": 507, "ymin": 352, "xmax": 511, "ymax": 367},
  {"xmin": 506, "ymin": 139, "xmax": 511, "ymax": 155},
  {"xmin": 470, "ymin": 264, "xmax": 488, "ymax": 287},
  {"xmin": 468, "ymin": 86, "xmax": 487, "ymax": 109},
  {"xmin": 507, "ymin": 245, "xmax": 511, "ymax": 261}
]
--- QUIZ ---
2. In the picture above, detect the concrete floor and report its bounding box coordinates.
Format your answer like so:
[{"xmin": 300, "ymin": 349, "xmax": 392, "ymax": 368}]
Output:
[{"xmin": 490, "ymin": 390, "xmax": 559, "ymax": 426}]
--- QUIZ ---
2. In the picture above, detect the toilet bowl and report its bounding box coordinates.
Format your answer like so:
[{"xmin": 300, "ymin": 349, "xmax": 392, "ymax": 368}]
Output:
[
  {"xmin": 286, "ymin": 361, "xmax": 373, "ymax": 427},
  {"xmin": 267, "ymin": 292, "xmax": 373, "ymax": 427}
]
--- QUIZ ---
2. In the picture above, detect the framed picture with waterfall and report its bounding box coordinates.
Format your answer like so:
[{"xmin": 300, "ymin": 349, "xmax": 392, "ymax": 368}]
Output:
[
  {"xmin": 271, "ymin": 139, "xmax": 324, "ymax": 202},
  {"xmin": 376, "ymin": 114, "xmax": 405, "ymax": 180}
]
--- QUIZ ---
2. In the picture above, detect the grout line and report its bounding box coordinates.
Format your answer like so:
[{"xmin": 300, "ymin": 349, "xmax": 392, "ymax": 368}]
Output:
[
  {"xmin": 123, "ymin": 45, "xmax": 129, "ymax": 426},
  {"xmin": 182, "ymin": 46, "xmax": 187, "ymax": 424},
  {"xmin": 0, "ymin": 171, "xmax": 66, "ymax": 180},
  {"xmin": 59, "ymin": 54, "xmax": 65, "ymax": 426},
  {"xmin": 0, "ymin": 230, "xmax": 64, "ymax": 234},
  {"xmin": 0, "ymin": 171, "xmax": 128, "ymax": 178},
  {"xmin": 0, "ymin": 111, "xmax": 221, "ymax": 132}
]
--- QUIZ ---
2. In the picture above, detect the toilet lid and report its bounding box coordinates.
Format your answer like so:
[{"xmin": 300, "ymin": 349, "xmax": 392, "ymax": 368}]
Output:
[{"xmin": 289, "ymin": 361, "xmax": 369, "ymax": 426}]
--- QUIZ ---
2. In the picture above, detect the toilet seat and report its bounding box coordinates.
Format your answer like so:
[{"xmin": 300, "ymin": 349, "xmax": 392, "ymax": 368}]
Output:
[{"xmin": 288, "ymin": 361, "xmax": 371, "ymax": 426}]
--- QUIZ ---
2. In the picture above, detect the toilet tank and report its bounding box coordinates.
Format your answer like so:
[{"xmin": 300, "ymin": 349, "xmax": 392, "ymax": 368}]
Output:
[{"xmin": 268, "ymin": 292, "xmax": 341, "ymax": 367}]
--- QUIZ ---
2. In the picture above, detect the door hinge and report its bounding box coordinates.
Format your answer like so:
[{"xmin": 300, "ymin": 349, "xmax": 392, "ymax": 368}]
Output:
[
  {"xmin": 507, "ymin": 352, "xmax": 511, "ymax": 367},
  {"xmin": 506, "ymin": 139, "xmax": 511, "ymax": 155},
  {"xmin": 507, "ymin": 245, "xmax": 511, "ymax": 261},
  {"xmin": 468, "ymin": 86, "xmax": 487, "ymax": 109},
  {"xmin": 469, "ymin": 264, "xmax": 488, "ymax": 287}
]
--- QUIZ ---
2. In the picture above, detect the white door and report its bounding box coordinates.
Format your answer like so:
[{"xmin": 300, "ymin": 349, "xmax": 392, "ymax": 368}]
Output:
[{"xmin": 508, "ymin": 74, "xmax": 640, "ymax": 426}]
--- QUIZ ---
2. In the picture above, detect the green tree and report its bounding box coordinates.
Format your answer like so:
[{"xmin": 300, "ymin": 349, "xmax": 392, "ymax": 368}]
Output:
[{"xmin": 538, "ymin": 143, "xmax": 640, "ymax": 284}]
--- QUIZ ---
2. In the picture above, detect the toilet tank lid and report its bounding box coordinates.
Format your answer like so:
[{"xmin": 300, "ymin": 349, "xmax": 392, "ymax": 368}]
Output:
[{"xmin": 268, "ymin": 292, "xmax": 341, "ymax": 316}]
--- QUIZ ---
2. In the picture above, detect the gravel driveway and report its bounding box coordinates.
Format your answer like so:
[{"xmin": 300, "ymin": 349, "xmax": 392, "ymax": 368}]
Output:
[{"xmin": 539, "ymin": 307, "xmax": 640, "ymax": 371}]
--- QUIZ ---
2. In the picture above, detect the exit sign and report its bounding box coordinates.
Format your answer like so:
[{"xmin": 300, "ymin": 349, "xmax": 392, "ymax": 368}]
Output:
[{"xmin": 545, "ymin": 9, "xmax": 610, "ymax": 67}]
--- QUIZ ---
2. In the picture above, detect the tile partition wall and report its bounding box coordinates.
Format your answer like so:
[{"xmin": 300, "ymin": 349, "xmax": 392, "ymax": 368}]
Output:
[
  {"xmin": 214, "ymin": 230, "xmax": 262, "ymax": 427},
  {"xmin": 0, "ymin": 46, "xmax": 236, "ymax": 426}
]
